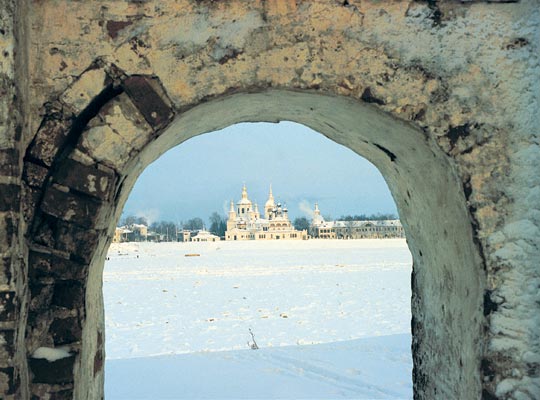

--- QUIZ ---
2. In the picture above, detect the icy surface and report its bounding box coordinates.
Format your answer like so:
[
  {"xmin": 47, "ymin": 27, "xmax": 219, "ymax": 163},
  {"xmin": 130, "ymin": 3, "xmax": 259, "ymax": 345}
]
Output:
[{"xmin": 104, "ymin": 239, "xmax": 413, "ymax": 399}]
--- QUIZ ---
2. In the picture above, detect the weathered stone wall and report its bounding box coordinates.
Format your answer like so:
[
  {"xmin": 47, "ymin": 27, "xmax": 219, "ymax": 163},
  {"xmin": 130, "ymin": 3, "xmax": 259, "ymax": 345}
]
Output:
[
  {"xmin": 0, "ymin": 1, "xmax": 538, "ymax": 399},
  {"xmin": 1, "ymin": 0, "xmax": 30, "ymax": 398}
]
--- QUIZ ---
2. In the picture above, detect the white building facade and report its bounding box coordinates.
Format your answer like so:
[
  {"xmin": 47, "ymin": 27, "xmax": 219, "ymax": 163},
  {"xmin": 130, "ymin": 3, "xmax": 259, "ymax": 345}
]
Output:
[
  {"xmin": 225, "ymin": 185, "xmax": 307, "ymax": 241},
  {"xmin": 191, "ymin": 230, "xmax": 221, "ymax": 242},
  {"xmin": 310, "ymin": 203, "xmax": 405, "ymax": 239}
]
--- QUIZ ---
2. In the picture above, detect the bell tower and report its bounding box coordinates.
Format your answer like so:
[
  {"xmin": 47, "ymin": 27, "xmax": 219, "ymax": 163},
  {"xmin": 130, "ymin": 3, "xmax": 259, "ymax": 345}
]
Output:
[{"xmin": 264, "ymin": 185, "xmax": 275, "ymax": 219}]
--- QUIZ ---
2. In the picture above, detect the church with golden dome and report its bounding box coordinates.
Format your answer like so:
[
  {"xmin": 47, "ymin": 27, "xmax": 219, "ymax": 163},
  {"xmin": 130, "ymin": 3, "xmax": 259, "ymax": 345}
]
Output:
[{"xmin": 225, "ymin": 185, "xmax": 308, "ymax": 241}]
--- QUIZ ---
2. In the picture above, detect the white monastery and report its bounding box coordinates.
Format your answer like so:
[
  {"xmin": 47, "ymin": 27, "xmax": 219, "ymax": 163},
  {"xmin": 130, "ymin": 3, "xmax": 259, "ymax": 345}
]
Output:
[
  {"xmin": 113, "ymin": 186, "xmax": 405, "ymax": 243},
  {"xmin": 225, "ymin": 185, "xmax": 308, "ymax": 241}
]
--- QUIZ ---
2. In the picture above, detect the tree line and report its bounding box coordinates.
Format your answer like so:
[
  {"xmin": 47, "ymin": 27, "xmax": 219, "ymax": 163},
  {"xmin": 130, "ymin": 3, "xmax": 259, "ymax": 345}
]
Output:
[
  {"xmin": 338, "ymin": 213, "xmax": 397, "ymax": 221},
  {"xmin": 120, "ymin": 211, "xmax": 227, "ymax": 238},
  {"xmin": 292, "ymin": 213, "xmax": 397, "ymax": 231}
]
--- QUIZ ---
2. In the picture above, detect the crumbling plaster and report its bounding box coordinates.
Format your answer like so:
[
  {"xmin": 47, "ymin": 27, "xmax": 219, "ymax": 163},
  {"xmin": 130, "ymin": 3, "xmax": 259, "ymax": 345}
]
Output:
[{"xmin": 0, "ymin": 1, "xmax": 538, "ymax": 399}]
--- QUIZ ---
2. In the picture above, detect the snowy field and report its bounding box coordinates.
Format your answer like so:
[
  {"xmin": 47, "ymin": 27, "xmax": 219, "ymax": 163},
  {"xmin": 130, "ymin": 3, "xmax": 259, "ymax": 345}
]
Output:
[{"xmin": 104, "ymin": 239, "xmax": 413, "ymax": 399}]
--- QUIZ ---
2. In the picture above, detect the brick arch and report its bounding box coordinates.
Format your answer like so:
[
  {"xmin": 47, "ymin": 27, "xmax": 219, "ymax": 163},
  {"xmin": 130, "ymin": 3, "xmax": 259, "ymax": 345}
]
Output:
[
  {"xmin": 21, "ymin": 61, "xmax": 485, "ymax": 399},
  {"xmin": 22, "ymin": 63, "xmax": 175, "ymax": 398}
]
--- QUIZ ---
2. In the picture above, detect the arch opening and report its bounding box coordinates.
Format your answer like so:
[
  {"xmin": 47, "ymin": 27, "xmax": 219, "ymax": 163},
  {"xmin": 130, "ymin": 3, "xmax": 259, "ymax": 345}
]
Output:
[
  {"xmin": 103, "ymin": 120, "xmax": 412, "ymax": 398},
  {"xmin": 104, "ymin": 123, "xmax": 412, "ymax": 398}
]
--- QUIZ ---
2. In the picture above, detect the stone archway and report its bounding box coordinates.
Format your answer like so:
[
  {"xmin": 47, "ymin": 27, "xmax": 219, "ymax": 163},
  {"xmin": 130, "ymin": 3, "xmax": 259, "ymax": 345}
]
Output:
[
  {"xmin": 1, "ymin": 1, "xmax": 539, "ymax": 399},
  {"xmin": 23, "ymin": 65, "xmax": 483, "ymax": 398}
]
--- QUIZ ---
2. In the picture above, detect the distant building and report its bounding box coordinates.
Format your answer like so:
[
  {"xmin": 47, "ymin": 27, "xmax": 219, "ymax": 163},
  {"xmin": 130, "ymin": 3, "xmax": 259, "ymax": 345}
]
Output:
[
  {"xmin": 145, "ymin": 231, "xmax": 159, "ymax": 242},
  {"xmin": 113, "ymin": 227, "xmax": 124, "ymax": 243},
  {"xmin": 132, "ymin": 224, "xmax": 148, "ymax": 239},
  {"xmin": 310, "ymin": 203, "xmax": 405, "ymax": 239},
  {"xmin": 113, "ymin": 224, "xmax": 148, "ymax": 242},
  {"xmin": 179, "ymin": 230, "xmax": 192, "ymax": 242},
  {"xmin": 225, "ymin": 185, "xmax": 308, "ymax": 241},
  {"xmin": 191, "ymin": 230, "xmax": 221, "ymax": 242}
]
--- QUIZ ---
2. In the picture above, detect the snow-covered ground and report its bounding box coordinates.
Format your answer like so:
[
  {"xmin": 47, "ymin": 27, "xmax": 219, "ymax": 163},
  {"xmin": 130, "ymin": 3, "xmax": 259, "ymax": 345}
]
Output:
[{"xmin": 104, "ymin": 239, "xmax": 413, "ymax": 399}]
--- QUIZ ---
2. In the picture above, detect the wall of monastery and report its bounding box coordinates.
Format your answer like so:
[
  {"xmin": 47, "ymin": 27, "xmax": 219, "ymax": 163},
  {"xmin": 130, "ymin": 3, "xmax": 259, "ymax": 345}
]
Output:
[{"xmin": 0, "ymin": 1, "xmax": 538, "ymax": 399}]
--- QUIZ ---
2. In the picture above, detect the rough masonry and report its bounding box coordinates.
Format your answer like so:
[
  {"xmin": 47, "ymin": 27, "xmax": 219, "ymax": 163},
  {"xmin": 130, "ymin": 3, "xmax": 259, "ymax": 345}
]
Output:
[{"xmin": 0, "ymin": 1, "xmax": 539, "ymax": 399}]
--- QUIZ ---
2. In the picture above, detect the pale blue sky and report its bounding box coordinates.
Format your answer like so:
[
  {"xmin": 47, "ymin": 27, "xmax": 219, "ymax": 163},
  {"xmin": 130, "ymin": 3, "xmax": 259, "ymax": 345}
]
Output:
[{"xmin": 122, "ymin": 122, "xmax": 397, "ymax": 225}]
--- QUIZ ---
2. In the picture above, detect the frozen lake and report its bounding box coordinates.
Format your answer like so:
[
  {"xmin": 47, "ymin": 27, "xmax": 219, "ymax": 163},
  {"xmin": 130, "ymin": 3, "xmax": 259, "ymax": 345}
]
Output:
[{"xmin": 104, "ymin": 239, "xmax": 413, "ymax": 399}]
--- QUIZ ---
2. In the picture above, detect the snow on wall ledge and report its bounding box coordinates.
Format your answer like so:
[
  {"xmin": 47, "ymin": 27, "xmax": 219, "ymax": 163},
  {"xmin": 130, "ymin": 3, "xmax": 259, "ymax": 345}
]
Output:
[{"xmin": 0, "ymin": 1, "xmax": 538, "ymax": 399}]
